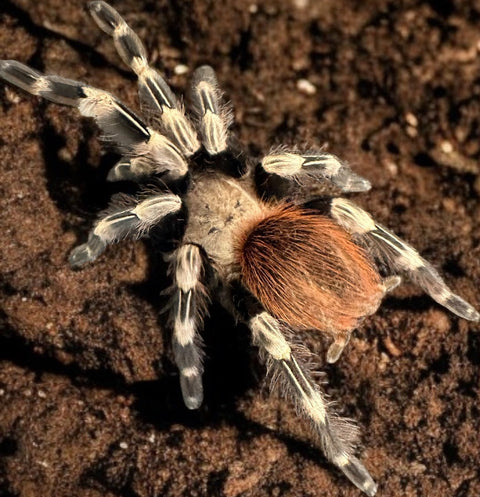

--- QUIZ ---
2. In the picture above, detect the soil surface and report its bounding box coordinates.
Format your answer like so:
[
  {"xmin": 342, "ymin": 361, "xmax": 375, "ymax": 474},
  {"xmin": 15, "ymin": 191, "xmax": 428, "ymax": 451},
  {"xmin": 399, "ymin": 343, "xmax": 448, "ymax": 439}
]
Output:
[{"xmin": 1, "ymin": 1, "xmax": 480, "ymax": 496}]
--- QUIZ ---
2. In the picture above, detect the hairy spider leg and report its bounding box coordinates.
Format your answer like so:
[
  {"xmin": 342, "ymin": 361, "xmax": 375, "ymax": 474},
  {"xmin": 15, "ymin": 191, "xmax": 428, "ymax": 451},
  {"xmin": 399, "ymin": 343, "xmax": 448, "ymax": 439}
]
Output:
[
  {"xmin": 261, "ymin": 150, "xmax": 372, "ymax": 193},
  {"xmin": 248, "ymin": 311, "xmax": 378, "ymax": 497},
  {"xmin": 330, "ymin": 198, "xmax": 480, "ymax": 321},
  {"xmin": 0, "ymin": 60, "xmax": 188, "ymax": 182},
  {"xmin": 69, "ymin": 193, "xmax": 182, "ymax": 268},
  {"xmin": 190, "ymin": 65, "xmax": 233, "ymax": 156},
  {"xmin": 192, "ymin": 65, "xmax": 249, "ymax": 177},
  {"xmin": 88, "ymin": 0, "xmax": 200, "ymax": 157},
  {"xmin": 169, "ymin": 243, "xmax": 210, "ymax": 409},
  {"xmin": 89, "ymin": 1, "xmax": 246, "ymax": 176}
]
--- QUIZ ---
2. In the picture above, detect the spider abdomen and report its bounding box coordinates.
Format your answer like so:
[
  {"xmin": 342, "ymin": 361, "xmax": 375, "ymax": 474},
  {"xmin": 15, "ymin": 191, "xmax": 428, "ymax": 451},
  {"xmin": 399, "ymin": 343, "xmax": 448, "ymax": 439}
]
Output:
[{"xmin": 237, "ymin": 205, "xmax": 384, "ymax": 334}]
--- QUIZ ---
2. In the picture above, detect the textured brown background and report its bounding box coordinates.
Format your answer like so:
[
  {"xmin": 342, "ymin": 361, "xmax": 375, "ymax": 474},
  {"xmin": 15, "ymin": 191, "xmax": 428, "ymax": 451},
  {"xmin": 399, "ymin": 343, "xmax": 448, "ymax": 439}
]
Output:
[{"xmin": 1, "ymin": 1, "xmax": 480, "ymax": 496}]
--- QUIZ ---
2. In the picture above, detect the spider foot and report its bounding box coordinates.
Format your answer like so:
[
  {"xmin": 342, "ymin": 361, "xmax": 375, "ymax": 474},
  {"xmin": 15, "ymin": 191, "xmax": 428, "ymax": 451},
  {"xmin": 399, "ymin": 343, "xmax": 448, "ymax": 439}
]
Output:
[
  {"xmin": 69, "ymin": 235, "xmax": 106, "ymax": 269},
  {"xmin": 336, "ymin": 454, "xmax": 378, "ymax": 496}
]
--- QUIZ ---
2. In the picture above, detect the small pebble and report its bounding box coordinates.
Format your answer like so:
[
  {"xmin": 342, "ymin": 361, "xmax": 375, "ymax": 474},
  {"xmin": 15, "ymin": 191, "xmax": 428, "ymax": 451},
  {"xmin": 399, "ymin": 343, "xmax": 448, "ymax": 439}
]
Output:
[
  {"xmin": 440, "ymin": 140, "xmax": 453, "ymax": 154},
  {"xmin": 384, "ymin": 159, "xmax": 398, "ymax": 176},
  {"xmin": 174, "ymin": 64, "xmax": 189, "ymax": 75},
  {"xmin": 293, "ymin": 0, "xmax": 309, "ymax": 8},
  {"xmin": 383, "ymin": 336, "xmax": 402, "ymax": 357},
  {"xmin": 406, "ymin": 125, "xmax": 418, "ymax": 138},
  {"xmin": 296, "ymin": 78, "xmax": 316, "ymax": 95},
  {"xmin": 405, "ymin": 112, "xmax": 418, "ymax": 127}
]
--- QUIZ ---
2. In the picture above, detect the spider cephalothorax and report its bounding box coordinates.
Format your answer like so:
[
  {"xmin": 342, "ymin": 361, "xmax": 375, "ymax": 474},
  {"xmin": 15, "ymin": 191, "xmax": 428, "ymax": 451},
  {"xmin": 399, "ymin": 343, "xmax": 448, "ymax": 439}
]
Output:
[{"xmin": 1, "ymin": 2, "xmax": 478, "ymax": 496}]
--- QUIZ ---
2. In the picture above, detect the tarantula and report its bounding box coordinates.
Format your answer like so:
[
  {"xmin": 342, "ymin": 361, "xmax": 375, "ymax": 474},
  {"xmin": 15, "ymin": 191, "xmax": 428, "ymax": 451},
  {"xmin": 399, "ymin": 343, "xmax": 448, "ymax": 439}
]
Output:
[{"xmin": 1, "ymin": 2, "xmax": 478, "ymax": 495}]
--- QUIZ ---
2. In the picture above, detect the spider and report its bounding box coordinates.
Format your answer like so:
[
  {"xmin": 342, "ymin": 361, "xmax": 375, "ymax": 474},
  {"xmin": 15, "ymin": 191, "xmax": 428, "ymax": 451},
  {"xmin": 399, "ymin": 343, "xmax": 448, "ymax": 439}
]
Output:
[{"xmin": 1, "ymin": 2, "xmax": 478, "ymax": 495}]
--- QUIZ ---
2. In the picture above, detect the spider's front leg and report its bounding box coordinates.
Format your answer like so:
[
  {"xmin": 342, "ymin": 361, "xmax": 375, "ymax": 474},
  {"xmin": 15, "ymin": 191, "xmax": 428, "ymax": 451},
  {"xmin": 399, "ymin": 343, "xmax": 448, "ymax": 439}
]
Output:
[
  {"xmin": 88, "ymin": 2, "xmax": 245, "ymax": 173},
  {"xmin": 69, "ymin": 193, "xmax": 182, "ymax": 268},
  {"xmin": 247, "ymin": 310, "xmax": 377, "ymax": 496},
  {"xmin": 189, "ymin": 65, "xmax": 233, "ymax": 157},
  {"xmin": 0, "ymin": 60, "xmax": 187, "ymax": 182},
  {"xmin": 88, "ymin": 1, "xmax": 200, "ymax": 157},
  {"xmin": 189, "ymin": 65, "xmax": 247, "ymax": 175},
  {"xmin": 330, "ymin": 198, "xmax": 480, "ymax": 321},
  {"xmin": 168, "ymin": 243, "xmax": 210, "ymax": 410}
]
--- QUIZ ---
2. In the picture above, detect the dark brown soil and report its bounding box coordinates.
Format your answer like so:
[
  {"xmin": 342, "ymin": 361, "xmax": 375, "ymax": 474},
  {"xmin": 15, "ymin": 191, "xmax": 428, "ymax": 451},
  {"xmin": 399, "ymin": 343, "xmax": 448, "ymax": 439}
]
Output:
[{"xmin": 1, "ymin": 1, "xmax": 479, "ymax": 496}]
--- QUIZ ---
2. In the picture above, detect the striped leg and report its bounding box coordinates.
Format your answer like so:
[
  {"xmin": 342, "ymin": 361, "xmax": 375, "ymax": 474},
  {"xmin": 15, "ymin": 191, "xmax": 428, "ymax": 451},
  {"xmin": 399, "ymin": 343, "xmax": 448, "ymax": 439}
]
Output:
[
  {"xmin": 330, "ymin": 198, "xmax": 480, "ymax": 321},
  {"xmin": 170, "ymin": 244, "xmax": 209, "ymax": 410},
  {"xmin": 189, "ymin": 65, "xmax": 247, "ymax": 175},
  {"xmin": 0, "ymin": 60, "xmax": 187, "ymax": 181},
  {"xmin": 190, "ymin": 65, "xmax": 232, "ymax": 156},
  {"xmin": 88, "ymin": 1, "xmax": 200, "ymax": 157},
  {"xmin": 261, "ymin": 150, "xmax": 371, "ymax": 193},
  {"xmin": 249, "ymin": 312, "xmax": 377, "ymax": 496},
  {"xmin": 69, "ymin": 193, "xmax": 182, "ymax": 268}
]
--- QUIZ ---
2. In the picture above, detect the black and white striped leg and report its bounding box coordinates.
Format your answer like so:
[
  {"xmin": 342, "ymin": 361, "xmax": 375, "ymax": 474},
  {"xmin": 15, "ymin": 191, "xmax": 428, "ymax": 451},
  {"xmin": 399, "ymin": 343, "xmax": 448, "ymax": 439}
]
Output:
[
  {"xmin": 88, "ymin": 1, "xmax": 200, "ymax": 156},
  {"xmin": 190, "ymin": 65, "xmax": 233, "ymax": 156},
  {"xmin": 261, "ymin": 150, "xmax": 371, "ymax": 193},
  {"xmin": 249, "ymin": 311, "xmax": 377, "ymax": 496},
  {"xmin": 69, "ymin": 193, "xmax": 182, "ymax": 268},
  {"xmin": 0, "ymin": 60, "xmax": 187, "ymax": 181},
  {"xmin": 330, "ymin": 198, "xmax": 480, "ymax": 321},
  {"xmin": 189, "ymin": 65, "xmax": 247, "ymax": 175},
  {"xmin": 170, "ymin": 244, "xmax": 209, "ymax": 410}
]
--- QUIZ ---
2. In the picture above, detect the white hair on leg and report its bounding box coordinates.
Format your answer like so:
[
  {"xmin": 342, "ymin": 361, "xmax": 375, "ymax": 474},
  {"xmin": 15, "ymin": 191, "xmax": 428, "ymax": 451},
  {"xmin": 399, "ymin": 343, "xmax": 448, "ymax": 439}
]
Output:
[
  {"xmin": 69, "ymin": 193, "xmax": 182, "ymax": 268},
  {"xmin": 249, "ymin": 312, "xmax": 377, "ymax": 496},
  {"xmin": 88, "ymin": 1, "xmax": 200, "ymax": 156},
  {"xmin": 190, "ymin": 66, "xmax": 233, "ymax": 156},
  {"xmin": 261, "ymin": 150, "xmax": 371, "ymax": 193},
  {"xmin": 170, "ymin": 244, "xmax": 209, "ymax": 410}
]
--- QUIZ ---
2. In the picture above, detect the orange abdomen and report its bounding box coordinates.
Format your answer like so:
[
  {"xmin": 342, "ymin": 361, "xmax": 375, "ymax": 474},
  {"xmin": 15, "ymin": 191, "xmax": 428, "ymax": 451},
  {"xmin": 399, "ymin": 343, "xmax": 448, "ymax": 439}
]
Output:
[{"xmin": 236, "ymin": 205, "xmax": 383, "ymax": 334}]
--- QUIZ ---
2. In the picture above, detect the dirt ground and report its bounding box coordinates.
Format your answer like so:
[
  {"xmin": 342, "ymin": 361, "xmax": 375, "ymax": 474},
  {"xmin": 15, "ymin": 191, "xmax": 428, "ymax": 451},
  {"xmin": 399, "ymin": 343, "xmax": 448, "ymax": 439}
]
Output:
[{"xmin": 0, "ymin": 0, "xmax": 479, "ymax": 496}]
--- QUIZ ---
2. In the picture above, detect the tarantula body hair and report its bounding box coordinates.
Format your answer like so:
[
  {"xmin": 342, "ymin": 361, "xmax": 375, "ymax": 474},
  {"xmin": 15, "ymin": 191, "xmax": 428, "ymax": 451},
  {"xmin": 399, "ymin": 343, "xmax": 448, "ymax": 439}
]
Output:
[
  {"xmin": 1, "ymin": 2, "xmax": 479, "ymax": 496},
  {"xmin": 236, "ymin": 203, "xmax": 385, "ymax": 333}
]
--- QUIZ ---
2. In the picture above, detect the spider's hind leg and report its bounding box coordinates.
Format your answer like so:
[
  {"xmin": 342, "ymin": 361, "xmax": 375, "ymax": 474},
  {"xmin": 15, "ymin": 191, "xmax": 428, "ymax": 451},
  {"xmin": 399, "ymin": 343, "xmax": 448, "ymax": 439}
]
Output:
[
  {"xmin": 230, "ymin": 287, "xmax": 377, "ymax": 496},
  {"xmin": 168, "ymin": 243, "xmax": 211, "ymax": 409},
  {"xmin": 247, "ymin": 309, "xmax": 377, "ymax": 496},
  {"xmin": 330, "ymin": 198, "xmax": 480, "ymax": 321}
]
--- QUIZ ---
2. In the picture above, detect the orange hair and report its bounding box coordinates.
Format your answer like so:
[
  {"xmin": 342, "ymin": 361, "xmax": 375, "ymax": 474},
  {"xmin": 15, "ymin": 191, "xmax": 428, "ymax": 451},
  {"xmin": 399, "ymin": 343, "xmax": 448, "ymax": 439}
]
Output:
[{"xmin": 236, "ymin": 205, "xmax": 383, "ymax": 334}]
